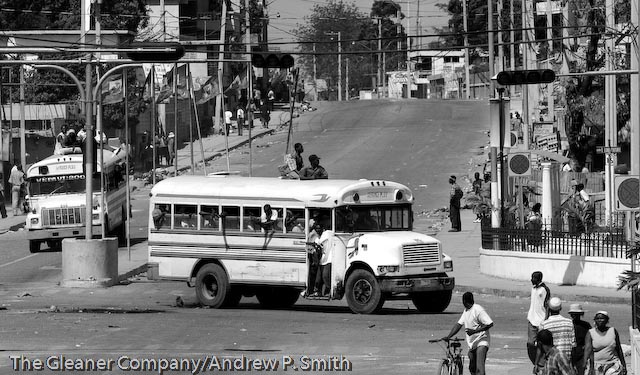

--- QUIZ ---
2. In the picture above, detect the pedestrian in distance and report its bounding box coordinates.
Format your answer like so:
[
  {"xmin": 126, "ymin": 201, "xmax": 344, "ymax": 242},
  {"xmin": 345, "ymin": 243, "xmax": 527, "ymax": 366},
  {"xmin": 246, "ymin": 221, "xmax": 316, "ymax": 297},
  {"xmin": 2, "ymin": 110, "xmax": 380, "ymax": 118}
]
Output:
[
  {"xmin": 299, "ymin": 154, "xmax": 328, "ymax": 180},
  {"xmin": 9, "ymin": 164, "xmax": 25, "ymax": 216},
  {"xmin": 527, "ymin": 203, "xmax": 543, "ymax": 248},
  {"xmin": 167, "ymin": 132, "xmax": 175, "ymax": 167},
  {"xmin": 448, "ymin": 175, "xmax": 463, "ymax": 232},
  {"xmin": 584, "ymin": 311, "xmax": 627, "ymax": 375},
  {"xmin": 535, "ymin": 297, "xmax": 576, "ymax": 374},
  {"xmin": 224, "ymin": 109, "xmax": 233, "ymax": 135},
  {"xmin": 236, "ymin": 105, "xmax": 245, "ymax": 136},
  {"xmin": 536, "ymin": 329, "xmax": 577, "ymax": 375},
  {"xmin": 442, "ymin": 291, "xmax": 494, "ymax": 375},
  {"xmin": 528, "ymin": 271, "xmax": 551, "ymax": 364},
  {"xmin": 568, "ymin": 304, "xmax": 592, "ymax": 375},
  {"xmin": 472, "ymin": 172, "xmax": 483, "ymax": 223}
]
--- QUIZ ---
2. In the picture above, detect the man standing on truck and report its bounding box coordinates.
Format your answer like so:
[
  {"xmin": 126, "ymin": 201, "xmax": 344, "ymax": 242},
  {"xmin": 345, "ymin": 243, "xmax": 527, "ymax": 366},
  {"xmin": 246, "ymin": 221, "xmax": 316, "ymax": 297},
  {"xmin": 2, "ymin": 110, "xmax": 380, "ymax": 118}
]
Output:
[{"xmin": 442, "ymin": 291, "xmax": 494, "ymax": 375}]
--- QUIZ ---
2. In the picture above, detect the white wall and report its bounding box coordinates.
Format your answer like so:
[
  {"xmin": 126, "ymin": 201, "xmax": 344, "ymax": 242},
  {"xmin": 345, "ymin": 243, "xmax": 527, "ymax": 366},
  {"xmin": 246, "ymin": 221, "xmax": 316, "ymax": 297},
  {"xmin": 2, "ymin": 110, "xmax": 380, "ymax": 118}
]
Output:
[{"xmin": 479, "ymin": 249, "xmax": 629, "ymax": 288}]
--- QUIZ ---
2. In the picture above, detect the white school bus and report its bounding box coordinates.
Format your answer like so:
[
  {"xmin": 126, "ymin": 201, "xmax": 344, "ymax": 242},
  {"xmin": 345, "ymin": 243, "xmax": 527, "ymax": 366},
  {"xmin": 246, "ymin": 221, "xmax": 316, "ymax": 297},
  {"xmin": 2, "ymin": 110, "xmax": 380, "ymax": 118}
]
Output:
[
  {"xmin": 147, "ymin": 175, "xmax": 455, "ymax": 314},
  {"xmin": 25, "ymin": 146, "xmax": 128, "ymax": 253}
]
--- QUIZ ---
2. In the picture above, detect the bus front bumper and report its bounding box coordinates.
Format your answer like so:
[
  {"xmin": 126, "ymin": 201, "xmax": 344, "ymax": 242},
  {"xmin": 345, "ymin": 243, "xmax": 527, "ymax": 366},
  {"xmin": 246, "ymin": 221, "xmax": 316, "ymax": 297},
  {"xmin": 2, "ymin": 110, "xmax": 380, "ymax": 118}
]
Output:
[
  {"xmin": 379, "ymin": 276, "xmax": 455, "ymax": 294},
  {"xmin": 26, "ymin": 225, "xmax": 103, "ymax": 241}
]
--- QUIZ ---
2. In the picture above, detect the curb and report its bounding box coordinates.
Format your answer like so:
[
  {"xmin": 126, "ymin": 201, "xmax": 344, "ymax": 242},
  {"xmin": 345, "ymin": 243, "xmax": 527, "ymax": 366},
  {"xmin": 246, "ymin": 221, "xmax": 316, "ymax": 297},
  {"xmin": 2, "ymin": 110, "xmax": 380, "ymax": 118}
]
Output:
[{"xmin": 456, "ymin": 284, "xmax": 631, "ymax": 305}]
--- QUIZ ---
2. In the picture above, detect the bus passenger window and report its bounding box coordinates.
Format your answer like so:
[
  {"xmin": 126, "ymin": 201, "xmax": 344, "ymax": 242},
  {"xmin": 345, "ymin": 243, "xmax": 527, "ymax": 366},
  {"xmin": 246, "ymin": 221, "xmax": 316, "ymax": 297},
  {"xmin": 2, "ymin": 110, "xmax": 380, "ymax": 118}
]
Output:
[
  {"xmin": 200, "ymin": 205, "xmax": 220, "ymax": 231},
  {"xmin": 243, "ymin": 206, "xmax": 261, "ymax": 231},
  {"xmin": 152, "ymin": 204, "xmax": 171, "ymax": 230},
  {"xmin": 221, "ymin": 206, "xmax": 240, "ymax": 231},
  {"xmin": 175, "ymin": 204, "xmax": 197, "ymax": 229},
  {"xmin": 285, "ymin": 209, "xmax": 305, "ymax": 233}
]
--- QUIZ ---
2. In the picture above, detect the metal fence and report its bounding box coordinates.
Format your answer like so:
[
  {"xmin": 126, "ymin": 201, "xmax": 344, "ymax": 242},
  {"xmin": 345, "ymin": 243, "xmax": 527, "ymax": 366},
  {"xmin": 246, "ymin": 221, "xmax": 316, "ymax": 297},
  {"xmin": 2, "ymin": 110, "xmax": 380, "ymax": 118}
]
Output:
[{"xmin": 481, "ymin": 225, "xmax": 629, "ymax": 259}]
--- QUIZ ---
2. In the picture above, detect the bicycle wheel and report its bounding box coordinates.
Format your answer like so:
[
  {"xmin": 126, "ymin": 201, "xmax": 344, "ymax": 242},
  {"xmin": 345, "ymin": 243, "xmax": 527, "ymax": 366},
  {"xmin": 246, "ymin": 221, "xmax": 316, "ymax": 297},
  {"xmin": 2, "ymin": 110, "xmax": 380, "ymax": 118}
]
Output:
[
  {"xmin": 437, "ymin": 360, "xmax": 449, "ymax": 375},
  {"xmin": 452, "ymin": 357, "xmax": 463, "ymax": 375}
]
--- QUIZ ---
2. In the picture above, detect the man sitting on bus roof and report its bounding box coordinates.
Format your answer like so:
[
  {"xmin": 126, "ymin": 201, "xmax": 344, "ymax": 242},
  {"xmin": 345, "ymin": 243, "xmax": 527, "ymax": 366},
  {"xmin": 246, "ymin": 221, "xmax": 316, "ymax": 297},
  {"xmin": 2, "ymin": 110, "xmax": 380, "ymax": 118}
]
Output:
[{"xmin": 299, "ymin": 155, "xmax": 328, "ymax": 180}]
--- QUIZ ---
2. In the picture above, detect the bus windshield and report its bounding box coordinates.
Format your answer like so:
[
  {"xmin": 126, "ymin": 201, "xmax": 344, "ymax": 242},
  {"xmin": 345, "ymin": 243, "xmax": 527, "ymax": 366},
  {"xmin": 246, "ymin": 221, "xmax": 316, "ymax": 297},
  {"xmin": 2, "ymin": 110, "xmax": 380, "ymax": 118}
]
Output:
[
  {"xmin": 336, "ymin": 204, "xmax": 412, "ymax": 232},
  {"xmin": 28, "ymin": 175, "xmax": 98, "ymax": 196}
]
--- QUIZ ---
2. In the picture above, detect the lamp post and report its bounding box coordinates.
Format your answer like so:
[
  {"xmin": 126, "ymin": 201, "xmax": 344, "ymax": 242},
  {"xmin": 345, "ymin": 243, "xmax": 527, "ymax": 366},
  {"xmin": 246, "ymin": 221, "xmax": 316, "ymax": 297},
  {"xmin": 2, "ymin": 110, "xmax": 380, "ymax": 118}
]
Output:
[{"xmin": 325, "ymin": 31, "xmax": 342, "ymax": 101}]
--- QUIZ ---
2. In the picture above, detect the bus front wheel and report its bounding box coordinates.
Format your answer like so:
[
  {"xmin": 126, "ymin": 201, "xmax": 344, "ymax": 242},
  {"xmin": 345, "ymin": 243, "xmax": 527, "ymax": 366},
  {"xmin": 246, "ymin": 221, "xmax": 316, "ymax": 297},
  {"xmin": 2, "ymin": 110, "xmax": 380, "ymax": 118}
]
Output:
[
  {"xmin": 195, "ymin": 264, "xmax": 230, "ymax": 309},
  {"xmin": 411, "ymin": 290, "xmax": 452, "ymax": 313},
  {"xmin": 345, "ymin": 269, "xmax": 384, "ymax": 314}
]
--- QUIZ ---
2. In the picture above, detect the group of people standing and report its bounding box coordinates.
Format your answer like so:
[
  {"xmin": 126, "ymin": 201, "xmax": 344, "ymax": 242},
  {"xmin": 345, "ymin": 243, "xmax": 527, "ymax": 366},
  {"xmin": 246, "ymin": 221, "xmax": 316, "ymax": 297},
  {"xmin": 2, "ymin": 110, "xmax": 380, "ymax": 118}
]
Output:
[{"xmin": 527, "ymin": 271, "xmax": 627, "ymax": 375}]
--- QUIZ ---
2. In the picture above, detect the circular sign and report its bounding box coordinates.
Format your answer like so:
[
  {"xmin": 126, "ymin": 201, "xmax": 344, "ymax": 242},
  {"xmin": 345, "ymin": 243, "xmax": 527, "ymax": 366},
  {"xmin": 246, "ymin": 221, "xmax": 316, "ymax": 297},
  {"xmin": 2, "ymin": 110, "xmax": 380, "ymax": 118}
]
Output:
[
  {"xmin": 617, "ymin": 178, "xmax": 640, "ymax": 209},
  {"xmin": 509, "ymin": 154, "xmax": 530, "ymax": 175}
]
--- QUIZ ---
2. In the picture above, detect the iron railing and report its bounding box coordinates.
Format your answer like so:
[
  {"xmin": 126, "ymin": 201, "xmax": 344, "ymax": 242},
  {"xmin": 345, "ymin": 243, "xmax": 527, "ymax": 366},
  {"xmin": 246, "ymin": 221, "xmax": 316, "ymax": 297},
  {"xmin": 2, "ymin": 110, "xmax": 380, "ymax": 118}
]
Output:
[{"xmin": 481, "ymin": 225, "xmax": 628, "ymax": 259}]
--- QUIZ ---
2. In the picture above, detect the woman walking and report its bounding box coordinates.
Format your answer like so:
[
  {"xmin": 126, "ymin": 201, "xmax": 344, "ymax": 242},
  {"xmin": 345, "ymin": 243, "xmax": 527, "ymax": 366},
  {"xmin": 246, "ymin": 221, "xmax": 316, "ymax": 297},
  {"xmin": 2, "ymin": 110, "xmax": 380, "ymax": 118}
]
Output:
[{"xmin": 584, "ymin": 311, "xmax": 627, "ymax": 375}]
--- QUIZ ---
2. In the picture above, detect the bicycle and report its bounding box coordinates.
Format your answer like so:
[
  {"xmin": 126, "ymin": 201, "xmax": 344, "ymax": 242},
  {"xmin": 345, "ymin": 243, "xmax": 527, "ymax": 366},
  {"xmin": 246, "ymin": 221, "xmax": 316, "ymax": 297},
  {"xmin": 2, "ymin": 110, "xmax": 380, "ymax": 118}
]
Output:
[{"xmin": 429, "ymin": 337, "xmax": 464, "ymax": 375}]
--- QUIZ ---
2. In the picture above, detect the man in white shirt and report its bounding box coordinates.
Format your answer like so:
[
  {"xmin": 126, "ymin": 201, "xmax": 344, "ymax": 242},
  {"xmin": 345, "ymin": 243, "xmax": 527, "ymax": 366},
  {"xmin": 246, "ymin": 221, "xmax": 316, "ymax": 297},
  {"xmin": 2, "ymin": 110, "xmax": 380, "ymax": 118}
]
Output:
[
  {"xmin": 443, "ymin": 292, "xmax": 494, "ymax": 375},
  {"xmin": 313, "ymin": 223, "xmax": 336, "ymax": 297},
  {"xmin": 528, "ymin": 271, "xmax": 551, "ymax": 364},
  {"xmin": 260, "ymin": 204, "xmax": 278, "ymax": 232}
]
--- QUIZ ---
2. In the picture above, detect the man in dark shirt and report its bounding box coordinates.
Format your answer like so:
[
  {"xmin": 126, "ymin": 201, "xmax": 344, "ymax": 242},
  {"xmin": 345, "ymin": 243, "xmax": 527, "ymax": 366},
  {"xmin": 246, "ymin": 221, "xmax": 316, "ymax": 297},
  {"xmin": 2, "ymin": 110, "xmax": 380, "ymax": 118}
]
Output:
[
  {"xmin": 299, "ymin": 154, "xmax": 328, "ymax": 180},
  {"xmin": 568, "ymin": 303, "xmax": 591, "ymax": 375}
]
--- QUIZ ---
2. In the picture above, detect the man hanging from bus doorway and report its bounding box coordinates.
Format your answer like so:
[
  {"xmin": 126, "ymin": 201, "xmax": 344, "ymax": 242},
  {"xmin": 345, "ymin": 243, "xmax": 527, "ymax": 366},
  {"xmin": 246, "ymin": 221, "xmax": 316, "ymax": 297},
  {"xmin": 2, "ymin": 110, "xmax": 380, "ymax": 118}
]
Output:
[{"xmin": 313, "ymin": 222, "xmax": 337, "ymax": 297}]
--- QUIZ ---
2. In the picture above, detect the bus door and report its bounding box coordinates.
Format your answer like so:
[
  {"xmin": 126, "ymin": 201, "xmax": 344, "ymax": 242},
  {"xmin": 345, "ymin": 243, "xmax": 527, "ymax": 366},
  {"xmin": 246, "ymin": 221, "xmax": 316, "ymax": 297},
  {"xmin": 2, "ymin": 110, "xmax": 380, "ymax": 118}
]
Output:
[{"xmin": 330, "ymin": 234, "xmax": 347, "ymax": 300}]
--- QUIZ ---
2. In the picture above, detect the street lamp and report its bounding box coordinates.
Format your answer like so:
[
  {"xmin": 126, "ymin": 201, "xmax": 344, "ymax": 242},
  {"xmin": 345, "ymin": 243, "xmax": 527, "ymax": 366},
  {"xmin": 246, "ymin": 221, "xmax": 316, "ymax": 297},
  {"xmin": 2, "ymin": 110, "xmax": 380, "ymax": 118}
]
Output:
[{"xmin": 325, "ymin": 31, "xmax": 342, "ymax": 101}]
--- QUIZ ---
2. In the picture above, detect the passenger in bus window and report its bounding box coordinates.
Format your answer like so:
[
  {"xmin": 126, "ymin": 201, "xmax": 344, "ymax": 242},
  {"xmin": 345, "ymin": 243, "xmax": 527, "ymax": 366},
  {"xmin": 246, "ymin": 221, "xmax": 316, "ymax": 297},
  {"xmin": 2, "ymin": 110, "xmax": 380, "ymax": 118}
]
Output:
[
  {"xmin": 285, "ymin": 209, "xmax": 305, "ymax": 233},
  {"xmin": 260, "ymin": 204, "xmax": 278, "ymax": 232},
  {"xmin": 152, "ymin": 204, "xmax": 170, "ymax": 229},
  {"xmin": 200, "ymin": 207, "xmax": 220, "ymax": 230}
]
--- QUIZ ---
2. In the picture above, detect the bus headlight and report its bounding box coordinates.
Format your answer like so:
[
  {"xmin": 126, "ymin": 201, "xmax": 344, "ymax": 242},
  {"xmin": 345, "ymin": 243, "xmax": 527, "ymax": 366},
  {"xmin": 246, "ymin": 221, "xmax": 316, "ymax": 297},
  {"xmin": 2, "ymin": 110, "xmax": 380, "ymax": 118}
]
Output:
[
  {"xmin": 92, "ymin": 214, "xmax": 100, "ymax": 221},
  {"xmin": 444, "ymin": 260, "xmax": 453, "ymax": 271},
  {"xmin": 378, "ymin": 265, "xmax": 399, "ymax": 273},
  {"xmin": 30, "ymin": 218, "xmax": 39, "ymax": 225}
]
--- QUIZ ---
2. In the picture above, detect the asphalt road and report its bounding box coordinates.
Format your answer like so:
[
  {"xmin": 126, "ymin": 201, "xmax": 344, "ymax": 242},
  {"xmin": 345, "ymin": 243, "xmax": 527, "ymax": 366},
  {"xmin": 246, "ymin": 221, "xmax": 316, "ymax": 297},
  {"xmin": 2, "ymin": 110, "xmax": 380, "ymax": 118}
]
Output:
[{"xmin": 0, "ymin": 281, "xmax": 631, "ymax": 375}]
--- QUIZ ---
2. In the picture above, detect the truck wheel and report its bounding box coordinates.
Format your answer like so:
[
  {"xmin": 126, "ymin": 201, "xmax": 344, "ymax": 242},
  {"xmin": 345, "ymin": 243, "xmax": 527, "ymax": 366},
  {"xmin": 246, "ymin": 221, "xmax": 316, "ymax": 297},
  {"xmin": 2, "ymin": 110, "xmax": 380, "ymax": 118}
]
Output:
[
  {"xmin": 256, "ymin": 287, "xmax": 300, "ymax": 308},
  {"xmin": 345, "ymin": 269, "xmax": 384, "ymax": 314},
  {"xmin": 29, "ymin": 240, "xmax": 41, "ymax": 253},
  {"xmin": 411, "ymin": 290, "xmax": 452, "ymax": 313},
  {"xmin": 195, "ymin": 264, "xmax": 230, "ymax": 309}
]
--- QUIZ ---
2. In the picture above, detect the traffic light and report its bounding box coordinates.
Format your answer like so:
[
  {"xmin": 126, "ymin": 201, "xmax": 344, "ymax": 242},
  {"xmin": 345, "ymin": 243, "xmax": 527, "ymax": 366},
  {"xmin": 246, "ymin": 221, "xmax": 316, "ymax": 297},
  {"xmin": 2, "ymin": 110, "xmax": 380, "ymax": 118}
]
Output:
[
  {"xmin": 125, "ymin": 42, "xmax": 185, "ymax": 62},
  {"xmin": 495, "ymin": 69, "xmax": 556, "ymax": 85},
  {"xmin": 251, "ymin": 53, "xmax": 294, "ymax": 69}
]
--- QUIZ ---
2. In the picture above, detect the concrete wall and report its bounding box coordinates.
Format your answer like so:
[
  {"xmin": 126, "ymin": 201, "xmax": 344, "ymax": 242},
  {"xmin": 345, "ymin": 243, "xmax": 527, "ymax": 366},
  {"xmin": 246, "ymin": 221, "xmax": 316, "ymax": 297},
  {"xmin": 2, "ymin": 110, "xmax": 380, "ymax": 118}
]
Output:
[{"xmin": 479, "ymin": 249, "xmax": 629, "ymax": 288}]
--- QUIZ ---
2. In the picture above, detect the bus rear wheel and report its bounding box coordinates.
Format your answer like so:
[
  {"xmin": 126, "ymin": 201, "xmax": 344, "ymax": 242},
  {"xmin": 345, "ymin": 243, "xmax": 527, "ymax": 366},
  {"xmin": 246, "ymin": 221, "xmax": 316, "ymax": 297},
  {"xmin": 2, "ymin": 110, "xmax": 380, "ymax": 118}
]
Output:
[
  {"xmin": 195, "ymin": 264, "xmax": 230, "ymax": 309},
  {"xmin": 256, "ymin": 287, "xmax": 300, "ymax": 309},
  {"xmin": 345, "ymin": 269, "xmax": 384, "ymax": 314},
  {"xmin": 29, "ymin": 240, "xmax": 41, "ymax": 253},
  {"xmin": 411, "ymin": 290, "xmax": 452, "ymax": 313}
]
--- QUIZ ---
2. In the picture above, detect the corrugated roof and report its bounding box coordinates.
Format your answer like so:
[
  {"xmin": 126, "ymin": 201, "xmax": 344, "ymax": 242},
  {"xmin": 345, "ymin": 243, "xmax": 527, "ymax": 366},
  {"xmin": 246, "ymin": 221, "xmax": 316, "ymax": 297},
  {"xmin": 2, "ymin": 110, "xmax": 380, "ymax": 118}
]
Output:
[{"xmin": 1, "ymin": 104, "xmax": 67, "ymax": 121}]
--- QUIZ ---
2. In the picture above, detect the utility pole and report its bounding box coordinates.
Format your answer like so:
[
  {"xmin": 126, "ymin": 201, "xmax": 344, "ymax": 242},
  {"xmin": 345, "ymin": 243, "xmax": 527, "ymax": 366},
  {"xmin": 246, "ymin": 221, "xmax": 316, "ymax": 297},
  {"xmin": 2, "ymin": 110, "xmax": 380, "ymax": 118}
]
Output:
[
  {"xmin": 488, "ymin": 0, "xmax": 495, "ymax": 95},
  {"xmin": 497, "ymin": 0, "xmax": 504, "ymax": 73},
  {"xmin": 326, "ymin": 32, "xmax": 342, "ymax": 101},
  {"xmin": 19, "ymin": 65, "xmax": 26, "ymax": 169},
  {"xmin": 346, "ymin": 58, "xmax": 349, "ymax": 101},
  {"xmin": 378, "ymin": 18, "xmax": 382, "ymax": 96},
  {"xmin": 510, "ymin": 0, "xmax": 515, "ymax": 71},
  {"xmin": 604, "ymin": 0, "xmax": 617, "ymax": 223},
  {"xmin": 245, "ymin": 0, "xmax": 253, "ymax": 176},
  {"xmin": 313, "ymin": 43, "xmax": 318, "ymax": 101},
  {"xmin": 462, "ymin": 0, "xmax": 471, "ymax": 99}
]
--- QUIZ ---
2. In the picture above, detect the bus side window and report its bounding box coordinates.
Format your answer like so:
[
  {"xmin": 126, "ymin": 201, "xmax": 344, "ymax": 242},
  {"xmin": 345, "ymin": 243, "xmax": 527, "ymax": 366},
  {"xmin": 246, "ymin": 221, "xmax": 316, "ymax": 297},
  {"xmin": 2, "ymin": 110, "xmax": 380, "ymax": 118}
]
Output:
[
  {"xmin": 243, "ymin": 206, "xmax": 261, "ymax": 231},
  {"xmin": 152, "ymin": 204, "xmax": 171, "ymax": 230},
  {"xmin": 285, "ymin": 208, "xmax": 305, "ymax": 233},
  {"xmin": 200, "ymin": 205, "xmax": 220, "ymax": 231},
  {"xmin": 221, "ymin": 206, "xmax": 240, "ymax": 231},
  {"xmin": 309, "ymin": 208, "xmax": 332, "ymax": 231},
  {"xmin": 175, "ymin": 204, "xmax": 197, "ymax": 230}
]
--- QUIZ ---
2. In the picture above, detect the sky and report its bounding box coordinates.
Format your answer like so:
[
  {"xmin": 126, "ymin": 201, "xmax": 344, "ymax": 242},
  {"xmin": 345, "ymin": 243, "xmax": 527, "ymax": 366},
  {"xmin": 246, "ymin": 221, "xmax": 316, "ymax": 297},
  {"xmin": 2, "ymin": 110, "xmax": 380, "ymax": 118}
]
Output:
[{"xmin": 265, "ymin": 0, "xmax": 451, "ymax": 50}]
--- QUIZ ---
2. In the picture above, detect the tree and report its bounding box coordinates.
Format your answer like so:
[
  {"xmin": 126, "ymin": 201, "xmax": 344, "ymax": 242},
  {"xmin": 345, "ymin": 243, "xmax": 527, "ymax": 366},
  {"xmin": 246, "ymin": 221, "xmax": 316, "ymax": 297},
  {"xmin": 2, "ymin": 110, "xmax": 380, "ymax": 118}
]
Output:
[{"xmin": 293, "ymin": 0, "xmax": 405, "ymax": 96}]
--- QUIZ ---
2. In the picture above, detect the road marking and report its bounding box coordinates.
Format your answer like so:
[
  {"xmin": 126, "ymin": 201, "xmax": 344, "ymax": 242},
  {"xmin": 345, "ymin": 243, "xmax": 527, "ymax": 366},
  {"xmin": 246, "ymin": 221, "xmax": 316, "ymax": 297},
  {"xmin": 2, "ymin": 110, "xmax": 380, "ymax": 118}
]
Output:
[{"xmin": 0, "ymin": 254, "xmax": 38, "ymax": 268}]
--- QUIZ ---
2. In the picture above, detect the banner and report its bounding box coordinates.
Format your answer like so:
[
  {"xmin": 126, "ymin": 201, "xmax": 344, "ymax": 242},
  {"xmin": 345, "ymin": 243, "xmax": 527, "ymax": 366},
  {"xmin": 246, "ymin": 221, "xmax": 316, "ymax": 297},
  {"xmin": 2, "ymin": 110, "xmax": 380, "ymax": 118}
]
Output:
[
  {"xmin": 102, "ymin": 75, "xmax": 123, "ymax": 105},
  {"xmin": 196, "ymin": 79, "xmax": 220, "ymax": 105}
]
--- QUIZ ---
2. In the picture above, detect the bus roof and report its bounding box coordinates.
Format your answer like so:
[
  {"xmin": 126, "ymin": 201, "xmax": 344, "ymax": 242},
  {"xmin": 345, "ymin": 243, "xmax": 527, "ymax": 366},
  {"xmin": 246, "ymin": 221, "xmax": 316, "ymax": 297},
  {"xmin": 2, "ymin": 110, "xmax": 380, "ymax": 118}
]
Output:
[
  {"xmin": 151, "ymin": 175, "xmax": 414, "ymax": 208},
  {"xmin": 26, "ymin": 146, "xmax": 126, "ymax": 178}
]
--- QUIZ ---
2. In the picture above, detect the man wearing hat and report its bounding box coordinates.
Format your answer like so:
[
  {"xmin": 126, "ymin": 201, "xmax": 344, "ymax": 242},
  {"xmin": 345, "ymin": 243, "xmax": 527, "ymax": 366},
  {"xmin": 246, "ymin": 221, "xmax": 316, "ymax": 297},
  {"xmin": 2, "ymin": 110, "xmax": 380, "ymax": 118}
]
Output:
[
  {"xmin": 167, "ymin": 132, "xmax": 175, "ymax": 166},
  {"xmin": 568, "ymin": 304, "xmax": 591, "ymax": 375},
  {"xmin": 535, "ymin": 297, "xmax": 576, "ymax": 374},
  {"xmin": 299, "ymin": 154, "xmax": 328, "ymax": 180},
  {"xmin": 448, "ymin": 175, "xmax": 463, "ymax": 232}
]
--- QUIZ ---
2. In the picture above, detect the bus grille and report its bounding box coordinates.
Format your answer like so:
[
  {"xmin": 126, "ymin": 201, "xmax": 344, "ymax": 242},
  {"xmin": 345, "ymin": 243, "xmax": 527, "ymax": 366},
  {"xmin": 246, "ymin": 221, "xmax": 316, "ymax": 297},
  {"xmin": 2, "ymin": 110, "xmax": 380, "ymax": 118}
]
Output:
[
  {"xmin": 42, "ymin": 207, "xmax": 86, "ymax": 227},
  {"xmin": 402, "ymin": 243, "xmax": 440, "ymax": 265}
]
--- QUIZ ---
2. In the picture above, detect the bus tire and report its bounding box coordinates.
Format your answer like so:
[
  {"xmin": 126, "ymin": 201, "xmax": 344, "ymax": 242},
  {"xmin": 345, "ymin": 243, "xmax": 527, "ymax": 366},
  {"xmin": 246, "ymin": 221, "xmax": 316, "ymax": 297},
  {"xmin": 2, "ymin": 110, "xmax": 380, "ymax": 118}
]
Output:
[
  {"xmin": 411, "ymin": 290, "xmax": 452, "ymax": 313},
  {"xmin": 256, "ymin": 287, "xmax": 299, "ymax": 309},
  {"xmin": 29, "ymin": 240, "xmax": 41, "ymax": 253},
  {"xmin": 345, "ymin": 269, "xmax": 384, "ymax": 314},
  {"xmin": 195, "ymin": 264, "xmax": 230, "ymax": 309}
]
